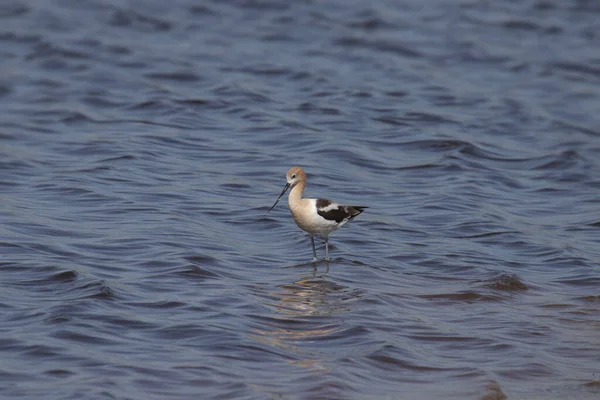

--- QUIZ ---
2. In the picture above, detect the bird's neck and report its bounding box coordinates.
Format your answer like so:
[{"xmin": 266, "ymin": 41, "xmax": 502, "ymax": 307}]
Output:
[{"xmin": 288, "ymin": 181, "xmax": 305, "ymax": 206}]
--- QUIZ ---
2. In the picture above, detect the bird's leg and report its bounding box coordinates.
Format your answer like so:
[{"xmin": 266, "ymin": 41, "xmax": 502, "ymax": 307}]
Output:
[
  {"xmin": 311, "ymin": 235, "xmax": 318, "ymax": 263},
  {"xmin": 325, "ymin": 237, "xmax": 329, "ymax": 261}
]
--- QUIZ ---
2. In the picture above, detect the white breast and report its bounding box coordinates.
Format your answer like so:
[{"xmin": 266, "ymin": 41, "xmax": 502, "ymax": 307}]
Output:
[{"xmin": 290, "ymin": 198, "xmax": 340, "ymax": 236}]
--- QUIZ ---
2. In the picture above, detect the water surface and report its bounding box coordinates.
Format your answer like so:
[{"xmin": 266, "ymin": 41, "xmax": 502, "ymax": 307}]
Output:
[{"xmin": 1, "ymin": 0, "xmax": 599, "ymax": 399}]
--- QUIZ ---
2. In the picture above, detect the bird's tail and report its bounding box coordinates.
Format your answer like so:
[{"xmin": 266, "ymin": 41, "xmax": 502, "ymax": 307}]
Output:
[{"xmin": 349, "ymin": 206, "xmax": 368, "ymax": 218}]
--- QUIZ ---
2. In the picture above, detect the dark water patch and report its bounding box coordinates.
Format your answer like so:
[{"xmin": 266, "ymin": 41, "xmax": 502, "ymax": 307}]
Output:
[
  {"xmin": 220, "ymin": 182, "xmax": 252, "ymax": 190},
  {"xmin": 29, "ymin": 41, "xmax": 89, "ymax": 60},
  {"xmin": 5, "ymin": 266, "xmax": 81, "ymax": 289},
  {"xmin": 188, "ymin": 5, "xmax": 218, "ymax": 16},
  {"xmin": 81, "ymin": 93, "xmax": 130, "ymax": 110},
  {"xmin": 400, "ymin": 139, "xmax": 473, "ymax": 152},
  {"xmin": 497, "ymin": 362, "xmax": 555, "ymax": 379},
  {"xmin": 553, "ymin": 119, "xmax": 600, "ymax": 137},
  {"xmin": 145, "ymin": 71, "xmax": 203, "ymax": 83},
  {"xmin": 406, "ymin": 333, "xmax": 477, "ymax": 344},
  {"xmin": 37, "ymin": 58, "xmax": 88, "ymax": 73},
  {"xmin": 312, "ymin": 148, "xmax": 385, "ymax": 170},
  {"xmin": 248, "ymin": 313, "xmax": 334, "ymax": 329},
  {"xmin": 51, "ymin": 270, "xmax": 79, "ymax": 282},
  {"xmin": 335, "ymin": 36, "xmax": 422, "ymax": 58},
  {"xmin": 52, "ymin": 328, "xmax": 119, "ymax": 346},
  {"xmin": 17, "ymin": 343, "xmax": 62, "ymax": 358},
  {"xmin": 539, "ymin": 303, "xmax": 573, "ymax": 310},
  {"xmin": 70, "ymin": 240, "xmax": 156, "ymax": 257},
  {"xmin": 483, "ymin": 274, "xmax": 529, "ymax": 291},
  {"xmin": 211, "ymin": 83, "xmax": 274, "ymax": 104},
  {"xmin": 261, "ymin": 32, "xmax": 298, "ymax": 43},
  {"xmin": 384, "ymin": 90, "xmax": 410, "ymax": 98},
  {"xmin": 214, "ymin": 342, "xmax": 295, "ymax": 363},
  {"xmin": 0, "ymin": 85, "xmax": 12, "ymax": 99},
  {"xmin": 0, "ymin": 31, "xmax": 40, "ymax": 44},
  {"xmin": 140, "ymin": 134, "xmax": 210, "ymax": 149},
  {"xmin": 347, "ymin": 17, "xmax": 391, "ymax": 31},
  {"xmin": 226, "ymin": 0, "xmax": 291, "ymax": 11},
  {"xmin": 556, "ymin": 276, "xmax": 600, "ymax": 287},
  {"xmin": 85, "ymin": 314, "xmax": 160, "ymax": 332},
  {"xmin": 552, "ymin": 62, "xmax": 600, "ymax": 81},
  {"xmin": 174, "ymin": 98, "xmax": 234, "ymax": 111},
  {"xmin": 404, "ymin": 111, "xmax": 458, "ymax": 124},
  {"xmin": 366, "ymin": 353, "xmax": 450, "ymax": 373},
  {"xmin": 502, "ymin": 19, "xmax": 540, "ymax": 32},
  {"xmin": 370, "ymin": 115, "xmax": 412, "ymax": 126},
  {"xmin": 577, "ymin": 295, "xmax": 600, "ymax": 303},
  {"xmin": 0, "ymin": 260, "xmax": 28, "ymax": 273},
  {"xmin": 171, "ymin": 265, "xmax": 221, "ymax": 280},
  {"xmin": 448, "ymin": 220, "xmax": 518, "ymax": 239},
  {"xmin": 584, "ymin": 380, "xmax": 600, "ymax": 389},
  {"xmin": 33, "ymin": 184, "xmax": 99, "ymax": 198},
  {"xmin": 44, "ymin": 369, "xmax": 75, "ymax": 377},
  {"xmin": 60, "ymin": 111, "xmax": 96, "ymax": 125},
  {"xmin": 123, "ymin": 300, "xmax": 188, "ymax": 310},
  {"xmin": 0, "ymin": 159, "xmax": 36, "ymax": 171},
  {"xmin": 225, "ymin": 65, "xmax": 295, "ymax": 77},
  {"xmin": 455, "ymin": 230, "xmax": 519, "ymax": 239},
  {"xmin": 296, "ymin": 102, "xmax": 341, "ymax": 115},
  {"xmin": 148, "ymin": 324, "xmax": 230, "ymax": 342},
  {"xmin": 0, "ymin": 3, "xmax": 30, "ymax": 18},
  {"xmin": 531, "ymin": 150, "xmax": 581, "ymax": 170},
  {"xmin": 44, "ymin": 314, "xmax": 71, "ymax": 324},
  {"xmin": 97, "ymin": 154, "xmax": 137, "ymax": 163},
  {"xmin": 289, "ymin": 381, "xmax": 354, "ymax": 400},
  {"xmin": 0, "ymin": 369, "xmax": 31, "ymax": 384},
  {"xmin": 109, "ymin": 9, "xmax": 172, "ymax": 32},
  {"xmin": 78, "ymin": 281, "xmax": 115, "ymax": 300},
  {"xmin": 480, "ymin": 381, "xmax": 507, "ymax": 400},
  {"xmin": 420, "ymin": 291, "xmax": 503, "ymax": 303},
  {"xmin": 128, "ymin": 100, "xmax": 169, "ymax": 111}
]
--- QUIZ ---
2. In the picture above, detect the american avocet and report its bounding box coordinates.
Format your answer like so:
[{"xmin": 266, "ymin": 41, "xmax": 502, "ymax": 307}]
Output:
[{"xmin": 267, "ymin": 166, "xmax": 367, "ymax": 262}]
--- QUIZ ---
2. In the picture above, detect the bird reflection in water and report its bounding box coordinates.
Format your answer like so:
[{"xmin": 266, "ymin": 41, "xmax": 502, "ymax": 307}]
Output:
[
  {"xmin": 274, "ymin": 274, "xmax": 349, "ymax": 317},
  {"xmin": 251, "ymin": 271, "xmax": 362, "ymax": 372}
]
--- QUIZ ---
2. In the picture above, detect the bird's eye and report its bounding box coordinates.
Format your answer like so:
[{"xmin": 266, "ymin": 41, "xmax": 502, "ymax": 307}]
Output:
[{"xmin": 291, "ymin": 174, "xmax": 296, "ymax": 179}]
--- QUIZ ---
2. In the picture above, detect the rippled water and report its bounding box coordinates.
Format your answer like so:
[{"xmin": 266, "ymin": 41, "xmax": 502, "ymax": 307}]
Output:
[{"xmin": 1, "ymin": 0, "xmax": 599, "ymax": 399}]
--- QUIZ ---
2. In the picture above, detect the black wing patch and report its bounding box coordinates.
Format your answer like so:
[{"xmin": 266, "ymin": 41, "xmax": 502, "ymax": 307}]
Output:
[
  {"xmin": 316, "ymin": 199, "xmax": 332, "ymax": 209},
  {"xmin": 316, "ymin": 199, "xmax": 367, "ymax": 223}
]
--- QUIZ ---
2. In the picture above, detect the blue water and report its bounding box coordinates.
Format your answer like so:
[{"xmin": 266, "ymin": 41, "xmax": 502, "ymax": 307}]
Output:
[{"xmin": 1, "ymin": 1, "xmax": 599, "ymax": 399}]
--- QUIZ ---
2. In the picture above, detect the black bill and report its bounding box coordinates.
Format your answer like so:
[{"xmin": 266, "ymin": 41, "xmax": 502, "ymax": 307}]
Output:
[{"xmin": 266, "ymin": 182, "xmax": 290, "ymax": 214}]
